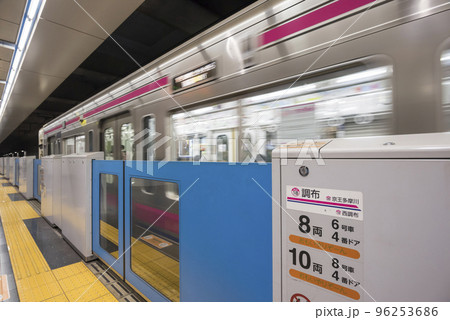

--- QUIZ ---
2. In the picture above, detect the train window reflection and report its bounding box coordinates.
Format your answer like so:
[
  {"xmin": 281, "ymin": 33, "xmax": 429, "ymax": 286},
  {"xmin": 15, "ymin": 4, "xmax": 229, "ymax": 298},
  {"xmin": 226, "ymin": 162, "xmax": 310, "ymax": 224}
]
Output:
[
  {"xmin": 121, "ymin": 123, "xmax": 134, "ymax": 160},
  {"xmin": 131, "ymin": 178, "xmax": 179, "ymax": 301},
  {"xmin": 171, "ymin": 65, "xmax": 393, "ymax": 162},
  {"xmin": 104, "ymin": 127, "xmax": 114, "ymax": 160},
  {"xmin": 442, "ymin": 49, "xmax": 450, "ymax": 129},
  {"xmin": 99, "ymin": 174, "xmax": 119, "ymax": 258}
]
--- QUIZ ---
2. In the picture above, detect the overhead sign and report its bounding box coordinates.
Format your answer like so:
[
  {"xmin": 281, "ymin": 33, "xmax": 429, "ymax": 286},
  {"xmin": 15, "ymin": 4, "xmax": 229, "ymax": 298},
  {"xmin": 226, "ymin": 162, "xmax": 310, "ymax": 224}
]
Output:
[{"xmin": 172, "ymin": 61, "xmax": 217, "ymax": 92}]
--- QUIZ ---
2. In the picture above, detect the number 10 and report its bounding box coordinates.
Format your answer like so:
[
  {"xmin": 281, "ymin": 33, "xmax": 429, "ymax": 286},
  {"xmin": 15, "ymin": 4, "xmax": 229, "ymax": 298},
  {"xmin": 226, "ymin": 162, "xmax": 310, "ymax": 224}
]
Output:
[{"xmin": 289, "ymin": 248, "xmax": 311, "ymax": 269}]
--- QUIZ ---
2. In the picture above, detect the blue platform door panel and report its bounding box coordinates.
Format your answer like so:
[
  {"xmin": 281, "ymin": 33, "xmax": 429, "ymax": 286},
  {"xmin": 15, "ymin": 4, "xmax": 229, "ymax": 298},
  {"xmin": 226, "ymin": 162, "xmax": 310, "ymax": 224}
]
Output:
[
  {"xmin": 124, "ymin": 162, "xmax": 182, "ymax": 302},
  {"xmin": 124, "ymin": 161, "xmax": 272, "ymax": 302},
  {"xmin": 92, "ymin": 160, "xmax": 124, "ymax": 276},
  {"xmin": 33, "ymin": 159, "xmax": 42, "ymax": 202}
]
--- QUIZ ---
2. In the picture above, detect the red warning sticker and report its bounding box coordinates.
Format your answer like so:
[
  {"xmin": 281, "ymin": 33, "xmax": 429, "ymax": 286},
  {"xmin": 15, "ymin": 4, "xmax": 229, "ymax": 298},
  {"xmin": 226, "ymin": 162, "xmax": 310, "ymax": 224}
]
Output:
[{"xmin": 290, "ymin": 293, "xmax": 310, "ymax": 302}]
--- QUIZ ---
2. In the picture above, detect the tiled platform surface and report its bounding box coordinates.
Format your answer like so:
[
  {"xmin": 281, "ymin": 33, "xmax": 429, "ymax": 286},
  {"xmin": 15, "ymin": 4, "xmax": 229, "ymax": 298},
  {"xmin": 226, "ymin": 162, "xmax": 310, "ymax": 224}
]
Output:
[{"xmin": 0, "ymin": 179, "xmax": 118, "ymax": 302}]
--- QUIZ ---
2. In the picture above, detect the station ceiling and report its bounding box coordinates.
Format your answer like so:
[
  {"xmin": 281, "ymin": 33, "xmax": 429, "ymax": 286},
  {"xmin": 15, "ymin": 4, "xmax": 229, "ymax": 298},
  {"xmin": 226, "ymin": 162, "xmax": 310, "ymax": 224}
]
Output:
[{"xmin": 0, "ymin": 0, "xmax": 257, "ymax": 154}]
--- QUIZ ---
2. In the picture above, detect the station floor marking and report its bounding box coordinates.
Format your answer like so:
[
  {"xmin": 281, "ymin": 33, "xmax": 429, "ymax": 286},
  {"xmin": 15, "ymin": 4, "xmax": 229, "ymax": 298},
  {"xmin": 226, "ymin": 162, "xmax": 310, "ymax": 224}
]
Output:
[{"xmin": 0, "ymin": 182, "xmax": 118, "ymax": 302}]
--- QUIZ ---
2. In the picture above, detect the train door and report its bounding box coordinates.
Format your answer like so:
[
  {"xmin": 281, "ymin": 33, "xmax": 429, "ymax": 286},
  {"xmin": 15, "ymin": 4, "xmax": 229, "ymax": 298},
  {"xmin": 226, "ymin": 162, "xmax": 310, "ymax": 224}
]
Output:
[{"xmin": 101, "ymin": 113, "xmax": 134, "ymax": 160}]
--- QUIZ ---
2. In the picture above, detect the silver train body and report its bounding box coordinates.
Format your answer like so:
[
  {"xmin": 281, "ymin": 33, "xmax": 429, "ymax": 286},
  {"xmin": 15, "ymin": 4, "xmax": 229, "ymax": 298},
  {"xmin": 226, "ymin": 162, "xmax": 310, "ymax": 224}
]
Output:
[{"xmin": 40, "ymin": 0, "xmax": 450, "ymax": 162}]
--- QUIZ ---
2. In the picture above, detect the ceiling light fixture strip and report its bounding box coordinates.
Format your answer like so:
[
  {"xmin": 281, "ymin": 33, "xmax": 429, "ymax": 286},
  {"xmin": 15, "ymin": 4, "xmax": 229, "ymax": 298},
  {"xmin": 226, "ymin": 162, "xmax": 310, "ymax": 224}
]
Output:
[{"xmin": 0, "ymin": 0, "xmax": 46, "ymax": 118}]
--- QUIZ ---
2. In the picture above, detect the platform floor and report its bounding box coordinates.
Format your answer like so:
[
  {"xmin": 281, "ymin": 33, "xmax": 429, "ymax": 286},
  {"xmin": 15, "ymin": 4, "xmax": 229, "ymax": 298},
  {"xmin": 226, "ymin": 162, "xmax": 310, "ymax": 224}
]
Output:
[{"xmin": 0, "ymin": 177, "xmax": 118, "ymax": 302}]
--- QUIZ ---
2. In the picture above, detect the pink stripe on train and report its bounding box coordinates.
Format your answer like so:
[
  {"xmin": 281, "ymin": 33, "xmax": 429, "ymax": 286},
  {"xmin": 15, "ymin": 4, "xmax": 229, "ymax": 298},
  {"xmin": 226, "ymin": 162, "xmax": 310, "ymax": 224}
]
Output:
[
  {"xmin": 44, "ymin": 76, "xmax": 168, "ymax": 135},
  {"xmin": 259, "ymin": 0, "xmax": 376, "ymax": 46},
  {"xmin": 83, "ymin": 76, "xmax": 169, "ymax": 118}
]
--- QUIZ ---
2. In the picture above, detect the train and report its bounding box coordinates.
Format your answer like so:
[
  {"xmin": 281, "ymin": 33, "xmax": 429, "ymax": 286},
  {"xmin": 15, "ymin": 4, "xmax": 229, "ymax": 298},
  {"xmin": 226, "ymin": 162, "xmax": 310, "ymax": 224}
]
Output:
[
  {"xmin": 3, "ymin": 0, "xmax": 450, "ymax": 302},
  {"xmin": 39, "ymin": 0, "xmax": 450, "ymax": 162}
]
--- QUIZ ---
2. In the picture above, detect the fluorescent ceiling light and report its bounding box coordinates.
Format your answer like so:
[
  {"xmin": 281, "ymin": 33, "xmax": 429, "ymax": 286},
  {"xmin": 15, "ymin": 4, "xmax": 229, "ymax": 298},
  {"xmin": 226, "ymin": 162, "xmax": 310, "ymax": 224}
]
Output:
[
  {"xmin": 0, "ymin": 0, "xmax": 46, "ymax": 119},
  {"xmin": 17, "ymin": 20, "xmax": 33, "ymax": 51},
  {"xmin": 27, "ymin": 0, "xmax": 41, "ymax": 18},
  {"xmin": 11, "ymin": 51, "xmax": 23, "ymax": 70}
]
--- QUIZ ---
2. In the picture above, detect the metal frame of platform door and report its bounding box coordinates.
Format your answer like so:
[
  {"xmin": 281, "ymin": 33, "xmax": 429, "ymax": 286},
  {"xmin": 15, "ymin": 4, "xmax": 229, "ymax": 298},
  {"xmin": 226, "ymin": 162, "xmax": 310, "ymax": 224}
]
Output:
[
  {"xmin": 92, "ymin": 160, "xmax": 125, "ymax": 277},
  {"xmin": 33, "ymin": 159, "xmax": 41, "ymax": 202}
]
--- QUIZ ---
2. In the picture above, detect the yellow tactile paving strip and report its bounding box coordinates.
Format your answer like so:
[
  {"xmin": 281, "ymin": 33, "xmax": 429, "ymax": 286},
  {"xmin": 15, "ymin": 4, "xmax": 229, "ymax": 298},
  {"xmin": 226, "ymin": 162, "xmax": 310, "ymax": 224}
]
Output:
[
  {"xmin": 52, "ymin": 262, "xmax": 116, "ymax": 302},
  {"xmin": 0, "ymin": 182, "xmax": 118, "ymax": 302},
  {"xmin": 100, "ymin": 220, "xmax": 179, "ymax": 301},
  {"xmin": 13, "ymin": 201, "xmax": 40, "ymax": 220},
  {"xmin": 1, "ymin": 201, "xmax": 50, "ymax": 280}
]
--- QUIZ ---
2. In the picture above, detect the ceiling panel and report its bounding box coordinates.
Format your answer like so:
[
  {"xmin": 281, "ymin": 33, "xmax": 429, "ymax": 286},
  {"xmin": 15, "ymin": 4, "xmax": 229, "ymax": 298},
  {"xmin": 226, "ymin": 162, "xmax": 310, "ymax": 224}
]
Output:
[
  {"xmin": 0, "ymin": 60, "xmax": 10, "ymax": 79},
  {"xmin": 20, "ymin": 19, "xmax": 104, "ymax": 78},
  {"xmin": 0, "ymin": 71, "xmax": 69, "ymax": 138},
  {"xmin": 41, "ymin": 0, "xmax": 144, "ymax": 40},
  {"xmin": 0, "ymin": 0, "xmax": 26, "ymax": 23},
  {"xmin": 10, "ymin": 69, "xmax": 65, "ymax": 97},
  {"xmin": 0, "ymin": 46, "xmax": 14, "ymax": 62},
  {"xmin": 0, "ymin": 19, "xmax": 20, "ymax": 43}
]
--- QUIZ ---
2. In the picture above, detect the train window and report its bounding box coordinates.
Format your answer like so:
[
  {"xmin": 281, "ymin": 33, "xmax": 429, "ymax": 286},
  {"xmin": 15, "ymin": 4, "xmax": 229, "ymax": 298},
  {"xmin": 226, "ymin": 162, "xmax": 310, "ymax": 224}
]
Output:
[
  {"xmin": 121, "ymin": 123, "xmax": 134, "ymax": 161},
  {"xmin": 56, "ymin": 138, "xmax": 61, "ymax": 155},
  {"xmin": 47, "ymin": 137, "xmax": 52, "ymax": 155},
  {"xmin": 88, "ymin": 130, "xmax": 93, "ymax": 152},
  {"xmin": 104, "ymin": 127, "xmax": 114, "ymax": 160},
  {"xmin": 216, "ymin": 134, "xmax": 228, "ymax": 161},
  {"xmin": 442, "ymin": 49, "xmax": 450, "ymax": 129},
  {"xmin": 241, "ymin": 65, "xmax": 393, "ymax": 160},
  {"xmin": 143, "ymin": 116, "xmax": 156, "ymax": 160},
  {"xmin": 75, "ymin": 135, "xmax": 85, "ymax": 154},
  {"xmin": 99, "ymin": 174, "xmax": 119, "ymax": 259},
  {"xmin": 130, "ymin": 177, "xmax": 180, "ymax": 301},
  {"xmin": 64, "ymin": 137, "xmax": 75, "ymax": 155},
  {"xmin": 171, "ymin": 65, "xmax": 392, "ymax": 162},
  {"xmin": 171, "ymin": 101, "xmax": 239, "ymax": 161}
]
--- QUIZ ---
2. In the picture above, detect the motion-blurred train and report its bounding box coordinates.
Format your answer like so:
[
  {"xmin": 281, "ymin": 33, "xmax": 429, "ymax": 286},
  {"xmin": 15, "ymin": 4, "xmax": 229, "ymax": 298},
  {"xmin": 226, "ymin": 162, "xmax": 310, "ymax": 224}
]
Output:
[
  {"xmin": 6, "ymin": 0, "xmax": 450, "ymax": 301},
  {"xmin": 39, "ymin": 0, "xmax": 450, "ymax": 163}
]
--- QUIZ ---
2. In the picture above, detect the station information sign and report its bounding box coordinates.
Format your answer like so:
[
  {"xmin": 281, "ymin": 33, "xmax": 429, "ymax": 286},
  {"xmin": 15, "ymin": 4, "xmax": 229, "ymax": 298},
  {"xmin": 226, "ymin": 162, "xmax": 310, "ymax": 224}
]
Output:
[{"xmin": 283, "ymin": 185, "xmax": 364, "ymax": 301}]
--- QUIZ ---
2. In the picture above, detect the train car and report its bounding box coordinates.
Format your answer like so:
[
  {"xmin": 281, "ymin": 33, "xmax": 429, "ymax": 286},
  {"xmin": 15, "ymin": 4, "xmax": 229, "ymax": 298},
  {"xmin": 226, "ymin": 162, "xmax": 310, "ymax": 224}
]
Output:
[{"xmin": 40, "ymin": 0, "xmax": 450, "ymax": 163}]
